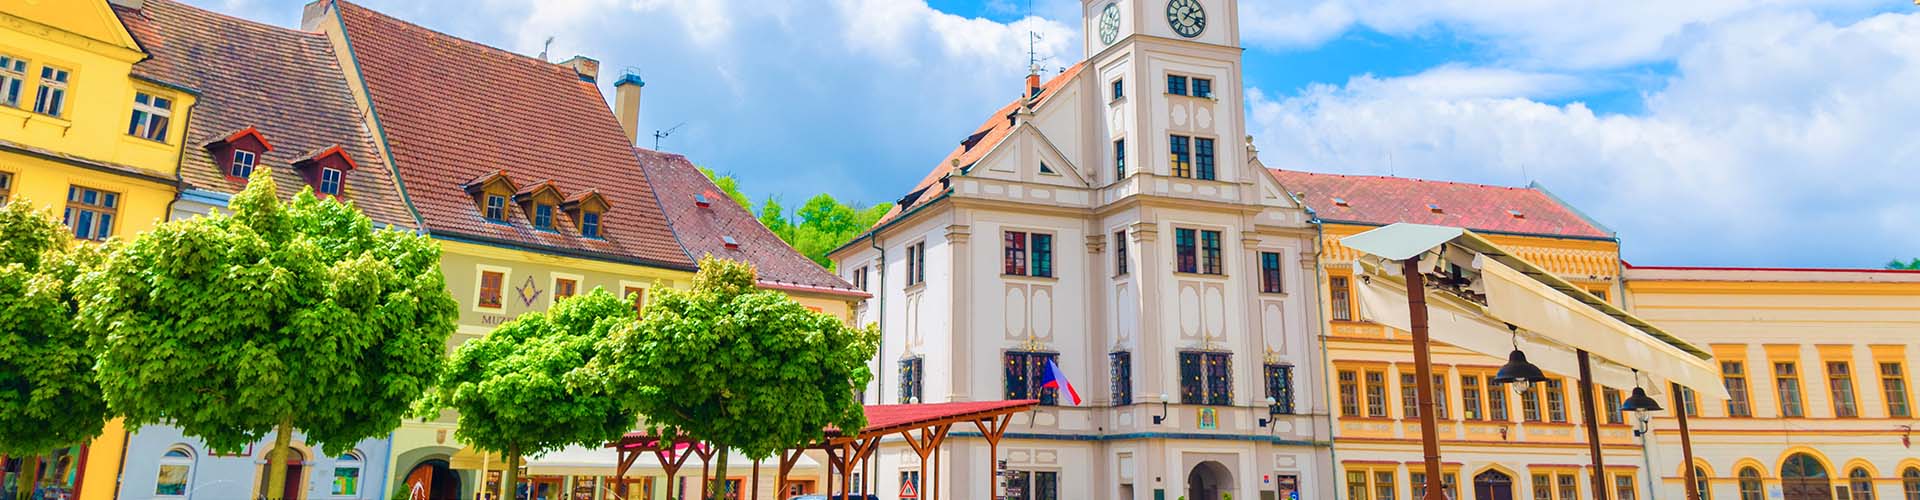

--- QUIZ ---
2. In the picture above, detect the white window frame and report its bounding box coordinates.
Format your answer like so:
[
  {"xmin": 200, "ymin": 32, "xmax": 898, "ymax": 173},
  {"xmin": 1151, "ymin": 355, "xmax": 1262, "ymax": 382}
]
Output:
[
  {"xmin": 156, "ymin": 446, "xmax": 195, "ymax": 497},
  {"xmin": 484, "ymin": 194, "xmax": 508, "ymax": 222},
  {"xmin": 33, "ymin": 65, "xmax": 68, "ymax": 117},
  {"xmin": 619, "ymin": 280, "xmax": 651, "ymax": 311},
  {"xmin": 0, "ymin": 55, "xmax": 25, "ymax": 107},
  {"xmin": 231, "ymin": 150, "xmax": 258, "ymax": 179},
  {"xmin": 472, "ymin": 264, "xmax": 512, "ymax": 313},
  {"xmin": 318, "ymin": 168, "xmax": 343, "ymax": 196},
  {"xmin": 130, "ymin": 91, "xmax": 173, "ymax": 142},
  {"xmin": 550, "ymin": 272, "xmax": 585, "ymax": 308}
]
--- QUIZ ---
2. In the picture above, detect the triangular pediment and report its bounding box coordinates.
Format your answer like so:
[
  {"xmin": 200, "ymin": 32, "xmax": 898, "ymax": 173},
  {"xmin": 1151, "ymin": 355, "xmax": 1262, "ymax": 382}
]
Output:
[
  {"xmin": 5, "ymin": 1, "xmax": 145, "ymax": 59},
  {"xmin": 968, "ymin": 122, "xmax": 1090, "ymax": 189}
]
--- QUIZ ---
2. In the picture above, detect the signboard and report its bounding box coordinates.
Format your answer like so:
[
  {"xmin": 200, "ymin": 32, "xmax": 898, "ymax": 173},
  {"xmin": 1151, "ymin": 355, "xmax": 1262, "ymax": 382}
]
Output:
[{"xmin": 1198, "ymin": 408, "xmax": 1219, "ymax": 430}]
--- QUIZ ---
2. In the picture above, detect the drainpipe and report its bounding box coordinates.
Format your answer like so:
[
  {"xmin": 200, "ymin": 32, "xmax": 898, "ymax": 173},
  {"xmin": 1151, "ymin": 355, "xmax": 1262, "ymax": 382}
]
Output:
[
  {"xmin": 868, "ymin": 235, "xmax": 886, "ymax": 498},
  {"xmin": 1310, "ymin": 220, "xmax": 1345, "ymax": 500}
]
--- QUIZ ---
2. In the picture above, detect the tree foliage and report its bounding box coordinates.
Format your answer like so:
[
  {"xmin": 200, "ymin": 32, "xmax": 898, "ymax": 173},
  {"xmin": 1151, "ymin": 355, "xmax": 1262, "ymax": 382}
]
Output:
[
  {"xmin": 79, "ymin": 169, "xmax": 457, "ymax": 499},
  {"xmin": 423, "ymin": 288, "xmax": 636, "ymax": 493},
  {"xmin": 698, "ymin": 166, "xmax": 753, "ymax": 209},
  {"xmin": 696, "ymin": 168, "xmax": 891, "ymax": 270},
  {"xmin": 595, "ymin": 257, "xmax": 877, "ymax": 497},
  {"xmin": 1889, "ymin": 258, "xmax": 1920, "ymax": 270},
  {"xmin": 0, "ymin": 201, "xmax": 108, "ymax": 456}
]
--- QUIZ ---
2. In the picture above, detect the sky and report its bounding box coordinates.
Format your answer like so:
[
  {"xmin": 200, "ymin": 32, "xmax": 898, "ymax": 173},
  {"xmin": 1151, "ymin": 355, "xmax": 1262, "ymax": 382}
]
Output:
[{"xmin": 195, "ymin": 0, "xmax": 1919, "ymax": 268}]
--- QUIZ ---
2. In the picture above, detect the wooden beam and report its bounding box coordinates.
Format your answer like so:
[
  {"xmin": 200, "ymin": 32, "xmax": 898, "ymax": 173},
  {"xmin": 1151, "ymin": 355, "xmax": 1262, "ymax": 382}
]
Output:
[
  {"xmin": 1579, "ymin": 350, "xmax": 1611, "ymax": 500},
  {"xmin": 1405, "ymin": 258, "xmax": 1447, "ymax": 500},
  {"xmin": 1675, "ymin": 382, "xmax": 1701, "ymax": 500}
]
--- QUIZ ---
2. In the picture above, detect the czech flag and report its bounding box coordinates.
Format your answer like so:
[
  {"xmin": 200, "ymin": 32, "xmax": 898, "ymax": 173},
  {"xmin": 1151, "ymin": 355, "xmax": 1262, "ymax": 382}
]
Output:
[{"xmin": 1040, "ymin": 359, "xmax": 1082, "ymax": 406}]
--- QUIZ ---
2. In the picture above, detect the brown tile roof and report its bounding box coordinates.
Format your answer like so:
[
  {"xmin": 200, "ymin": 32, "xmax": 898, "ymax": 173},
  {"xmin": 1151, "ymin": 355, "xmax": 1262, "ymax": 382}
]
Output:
[
  {"xmin": 868, "ymin": 64, "xmax": 1087, "ymax": 230},
  {"xmin": 114, "ymin": 0, "xmax": 415, "ymax": 228},
  {"xmin": 328, "ymin": 0, "xmax": 693, "ymax": 270},
  {"xmin": 636, "ymin": 149, "xmax": 864, "ymax": 298},
  {"xmin": 1267, "ymin": 169, "xmax": 1614, "ymax": 239}
]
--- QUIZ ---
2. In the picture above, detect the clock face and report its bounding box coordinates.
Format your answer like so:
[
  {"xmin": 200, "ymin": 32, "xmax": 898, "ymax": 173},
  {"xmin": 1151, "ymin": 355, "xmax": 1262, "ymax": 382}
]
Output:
[
  {"xmin": 1166, "ymin": 0, "xmax": 1205, "ymax": 38},
  {"xmin": 1099, "ymin": 3, "xmax": 1122, "ymax": 45}
]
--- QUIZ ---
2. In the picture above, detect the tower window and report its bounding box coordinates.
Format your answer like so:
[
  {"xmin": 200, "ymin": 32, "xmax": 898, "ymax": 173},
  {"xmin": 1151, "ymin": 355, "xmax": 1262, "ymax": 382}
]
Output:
[
  {"xmin": 1195, "ymin": 137, "xmax": 1216, "ymax": 180},
  {"xmin": 1113, "ymin": 139, "xmax": 1126, "ymax": 180},
  {"xmin": 1112, "ymin": 79, "xmax": 1124, "ymax": 100},
  {"xmin": 1167, "ymin": 75, "xmax": 1188, "ymax": 96},
  {"xmin": 1193, "ymin": 78, "xmax": 1213, "ymax": 98},
  {"xmin": 1169, "ymin": 135, "xmax": 1193, "ymax": 177}
]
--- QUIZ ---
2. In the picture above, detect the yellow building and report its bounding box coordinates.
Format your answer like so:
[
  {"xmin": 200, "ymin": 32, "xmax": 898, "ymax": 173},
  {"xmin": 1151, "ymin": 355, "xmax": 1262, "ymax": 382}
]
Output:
[
  {"xmin": 0, "ymin": 1, "xmax": 196, "ymax": 499},
  {"xmin": 1625, "ymin": 266, "xmax": 1920, "ymax": 500},
  {"xmin": 1271, "ymin": 170, "xmax": 1657, "ymax": 500}
]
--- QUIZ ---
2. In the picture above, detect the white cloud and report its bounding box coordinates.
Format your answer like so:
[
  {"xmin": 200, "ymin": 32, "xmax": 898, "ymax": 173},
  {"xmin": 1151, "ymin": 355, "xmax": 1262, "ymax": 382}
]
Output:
[{"xmin": 1250, "ymin": 11, "xmax": 1920, "ymax": 266}]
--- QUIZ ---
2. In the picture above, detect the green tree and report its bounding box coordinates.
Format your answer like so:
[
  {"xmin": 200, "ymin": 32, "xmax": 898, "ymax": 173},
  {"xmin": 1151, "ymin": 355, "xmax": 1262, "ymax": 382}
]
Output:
[
  {"xmin": 697, "ymin": 166, "xmax": 752, "ymax": 209},
  {"xmin": 1889, "ymin": 258, "xmax": 1920, "ymax": 270},
  {"xmin": 758, "ymin": 196, "xmax": 791, "ymax": 240},
  {"xmin": 596, "ymin": 257, "xmax": 877, "ymax": 499},
  {"xmin": 79, "ymin": 169, "xmax": 458, "ymax": 500},
  {"xmin": 422, "ymin": 288, "xmax": 635, "ymax": 497},
  {"xmin": 0, "ymin": 200, "xmax": 109, "ymax": 483}
]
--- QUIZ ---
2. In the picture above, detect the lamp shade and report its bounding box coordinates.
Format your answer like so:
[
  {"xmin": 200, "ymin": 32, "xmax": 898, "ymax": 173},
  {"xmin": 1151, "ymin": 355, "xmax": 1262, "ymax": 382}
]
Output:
[
  {"xmin": 1491, "ymin": 349, "xmax": 1548, "ymax": 386},
  {"xmin": 1621, "ymin": 386, "xmax": 1664, "ymax": 413}
]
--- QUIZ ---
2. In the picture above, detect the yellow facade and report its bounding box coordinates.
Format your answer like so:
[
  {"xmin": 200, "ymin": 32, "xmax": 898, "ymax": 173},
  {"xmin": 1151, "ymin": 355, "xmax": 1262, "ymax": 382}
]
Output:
[{"xmin": 0, "ymin": 2, "xmax": 190, "ymax": 500}]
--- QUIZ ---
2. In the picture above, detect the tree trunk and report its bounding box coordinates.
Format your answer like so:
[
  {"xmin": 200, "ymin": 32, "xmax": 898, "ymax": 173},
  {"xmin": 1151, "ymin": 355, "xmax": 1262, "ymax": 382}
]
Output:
[
  {"xmin": 265, "ymin": 416, "xmax": 295, "ymax": 500},
  {"xmin": 15, "ymin": 455, "xmax": 40, "ymax": 500},
  {"xmin": 502, "ymin": 445, "xmax": 521, "ymax": 500},
  {"xmin": 709, "ymin": 448, "xmax": 730, "ymax": 500}
]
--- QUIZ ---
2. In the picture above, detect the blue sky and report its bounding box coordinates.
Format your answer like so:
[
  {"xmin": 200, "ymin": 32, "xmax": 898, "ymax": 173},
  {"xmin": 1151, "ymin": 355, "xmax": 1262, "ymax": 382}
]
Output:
[{"xmin": 197, "ymin": 0, "xmax": 1918, "ymax": 268}]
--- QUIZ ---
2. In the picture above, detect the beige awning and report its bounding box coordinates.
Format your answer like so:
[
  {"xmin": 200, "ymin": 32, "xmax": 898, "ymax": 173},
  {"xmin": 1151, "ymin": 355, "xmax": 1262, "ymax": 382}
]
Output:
[
  {"xmin": 1344, "ymin": 223, "xmax": 1726, "ymax": 400},
  {"xmin": 449, "ymin": 446, "xmax": 507, "ymax": 471}
]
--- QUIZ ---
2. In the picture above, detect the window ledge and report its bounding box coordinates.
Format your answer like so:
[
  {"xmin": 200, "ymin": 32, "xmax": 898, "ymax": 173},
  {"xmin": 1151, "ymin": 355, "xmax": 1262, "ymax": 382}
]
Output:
[
  {"xmin": 1172, "ymin": 271, "xmax": 1228, "ymax": 280},
  {"xmin": 1002, "ymin": 273, "xmax": 1059, "ymax": 282},
  {"xmin": 1259, "ymin": 291, "xmax": 1290, "ymax": 298},
  {"xmin": 25, "ymin": 112, "xmax": 72, "ymax": 128}
]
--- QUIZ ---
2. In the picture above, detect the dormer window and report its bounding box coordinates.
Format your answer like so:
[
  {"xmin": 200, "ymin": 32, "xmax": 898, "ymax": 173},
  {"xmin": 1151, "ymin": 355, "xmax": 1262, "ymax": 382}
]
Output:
[
  {"xmin": 230, "ymin": 150, "xmax": 257, "ymax": 178},
  {"xmin": 580, "ymin": 211, "xmax": 601, "ymax": 238},
  {"xmin": 513, "ymin": 180, "xmax": 565, "ymax": 231},
  {"xmin": 484, "ymin": 195, "xmax": 507, "ymax": 222},
  {"xmin": 318, "ymin": 168, "xmax": 343, "ymax": 196},
  {"xmin": 562, "ymin": 189, "xmax": 612, "ymax": 239},
  {"xmin": 533, "ymin": 204, "xmax": 555, "ymax": 230}
]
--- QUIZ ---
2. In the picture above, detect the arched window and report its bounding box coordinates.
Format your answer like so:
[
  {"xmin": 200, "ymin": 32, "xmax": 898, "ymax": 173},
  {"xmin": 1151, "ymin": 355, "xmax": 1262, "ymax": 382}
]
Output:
[
  {"xmin": 1740, "ymin": 467, "xmax": 1765, "ymax": 500},
  {"xmin": 1852, "ymin": 468, "xmax": 1876, "ymax": 500},
  {"xmin": 1900, "ymin": 468, "xmax": 1919, "ymax": 500},
  {"xmin": 156, "ymin": 447, "xmax": 194, "ymax": 496},
  {"xmin": 332, "ymin": 451, "xmax": 363, "ymax": 496},
  {"xmin": 1696, "ymin": 466, "xmax": 1714, "ymax": 500}
]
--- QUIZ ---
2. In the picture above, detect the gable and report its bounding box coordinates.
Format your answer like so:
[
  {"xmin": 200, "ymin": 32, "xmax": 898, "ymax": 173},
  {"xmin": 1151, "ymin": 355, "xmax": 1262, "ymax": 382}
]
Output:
[
  {"xmin": 970, "ymin": 124, "xmax": 1090, "ymax": 189},
  {"xmin": 4, "ymin": 0, "xmax": 144, "ymax": 57}
]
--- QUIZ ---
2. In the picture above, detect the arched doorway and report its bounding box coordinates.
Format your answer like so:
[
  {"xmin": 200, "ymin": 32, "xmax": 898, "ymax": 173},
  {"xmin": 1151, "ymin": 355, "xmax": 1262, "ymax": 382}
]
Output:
[
  {"xmin": 403, "ymin": 459, "xmax": 462, "ymax": 500},
  {"xmin": 1782, "ymin": 453, "xmax": 1832, "ymax": 500},
  {"xmin": 256, "ymin": 448, "xmax": 308, "ymax": 500},
  {"xmin": 1186, "ymin": 461, "xmax": 1234, "ymax": 500},
  {"xmin": 1474, "ymin": 470, "xmax": 1516, "ymax": 500}
]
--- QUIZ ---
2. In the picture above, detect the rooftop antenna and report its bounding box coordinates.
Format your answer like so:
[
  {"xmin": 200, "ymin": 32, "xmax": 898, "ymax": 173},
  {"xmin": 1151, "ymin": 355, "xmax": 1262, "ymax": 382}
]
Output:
[
  {"xmin": 653, "ymin": 122, "xmax": 686, "ymax": 150},
  {"xmin": 539, "ymin": 36, "xmax": 554, "ymax": 62}
]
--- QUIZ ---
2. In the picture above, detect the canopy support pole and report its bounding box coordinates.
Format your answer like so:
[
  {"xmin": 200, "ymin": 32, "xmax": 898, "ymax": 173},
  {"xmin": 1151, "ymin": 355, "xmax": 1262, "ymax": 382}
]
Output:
[
  {"xmin": 1674, "ymin": 382, "xmax": 1701, "ymax": 500},
  {"xmin": 1578, "ymin": 350, "xmax": 1611, "ymax": 500},
  {"xmin": 974, "ymin": 413, "xmax": 1012, "ymax": 500},
  {"xmin": 1404, "ymin": 259, "xmax": 1447, "ymax": 500}
]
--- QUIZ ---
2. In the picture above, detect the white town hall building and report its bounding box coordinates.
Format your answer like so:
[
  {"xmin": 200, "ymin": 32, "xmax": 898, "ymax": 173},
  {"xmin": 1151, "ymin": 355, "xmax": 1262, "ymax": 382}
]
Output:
[{"xmin": 830, "ymin": 1, "xmax": 1334, "ymax": 499}]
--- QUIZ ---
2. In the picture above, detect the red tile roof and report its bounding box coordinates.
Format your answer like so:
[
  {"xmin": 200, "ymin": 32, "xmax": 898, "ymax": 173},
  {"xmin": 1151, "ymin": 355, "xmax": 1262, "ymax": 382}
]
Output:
[
  {"xmin": 1267, "ymin": 169, "xmax": 1614, "ymax": 239},
  {"xmin": 868, "ymin": 64, "xmax": 1087, "ymax": 230},
  {"xmin": 636, "ymin": 148, "xmax": 864, "ymax": 298},
  {"xmin": 841, "ymin": 400, "xmax": 1037, "ymax": 436},
  {"xmin": 115, "ymin": 0, "xmax": 415, "ymax": 228},
  {"xmin": 328, "ymin": 0, "xmax": 692, "ymax": 269}
]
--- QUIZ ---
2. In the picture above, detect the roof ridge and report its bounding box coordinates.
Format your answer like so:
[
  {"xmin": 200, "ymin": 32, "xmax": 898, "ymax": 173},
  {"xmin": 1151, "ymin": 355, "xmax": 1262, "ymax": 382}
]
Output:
[
  {"xmin": 334, "ymin": 0, "xmax": 576, "ymax": 76},
  {"xmin": 1269, "ymin": 168, "xmax": 1536, "ymax": 192},
  {"xmin": 137, "ymin": 0, "xmax": 330, "ymax": 41}
]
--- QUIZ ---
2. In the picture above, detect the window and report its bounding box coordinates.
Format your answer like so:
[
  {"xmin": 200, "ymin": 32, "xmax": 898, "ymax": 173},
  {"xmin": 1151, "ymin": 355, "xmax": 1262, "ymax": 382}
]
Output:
[
  {"xmin": 553, "ymin": 277, "xmax": 578, "ymax": 301},
  {"xmin": 1114, "ymin": 139, "xmax": 1126, "ymax": 179},
  {"xmin": 1199, "ymin": 229, "xmax": 1222, "ymax": 274},
  {"xmin": 1776, "ymin": 361, "xmax": 1804, "ymax": 417},
  {"xmin": 1260, "ymin": 251, "xmax": 1284, "ymax": 293},
  {"xmin": 1558, "ymin": 474, "xmax": 1578, "ymax": 500},
  {"xmin": 1851, "ymin": 468, "xmax": 1875, "ymax": 500},
  {"xmin": 63, "ymin": 186, "xmax": 118, "ymax": 240},
  {"xmin": 581, "ymin": 211, "xmax": 602, "ymax": 238},
  {"xmin": 230, "ymin": 150, "xmax": 258, "ymax": 179},
  {"xmin": 1169, "ymin": 135, "xmax": 1193, "ymax": 177},
  {"xmin": 1032, "ymin": 233, "xmax": 1052, "ymax": 278},
  {"xmin": 1521, "ymin": 383, "xmax": 1542, "ymax": 422},
  {"xmin": 1167, "ymin": 75, "xmax": 1188, "ymax": 96},
  {"xmin": 333, "ymin": 452, "xmax": 362, "ymax": 496},
  {"xmin": 477, "ymin": 270, "xmax": 505, "ymax": 309},
  {"xmin": 1882, "ymin": 362, "xmax": 1910, "ymax": 418},
  {"xmin": 1433, "ymin": 375, "xmax": 1450, "ymax": 419},
  {"xmin": 1338, "ymin": 370, "xmax": 1360, "ymax": 417},
  {"xmin": 1365, "ymin": 370, "xmax": 1388, "ymax": 417},
  {"xmin": 128, "ymin": 92, "xmax": 172, "ymax": 141},
  {"xmin": 1195, "ymin": 137, "xmax": 1216, "ymax": 180},
  {"xmin": 1112, "ymin": 79, "xmax": 1124, "ymax": 100},
  {"xmin": 1412, "ymin": 472, "xmax": 1458, "ymax": 500},
  {"xmin": 905, "ymin": 241, "xmax": 926, "ymax": 286},
  {"xmin": 0, "ymin": 55, "xmax": 24, "ymax": 107},
  {"xmin": 1004, "ymin": 351, "xmax": 1059, "ymax": 405},
  {"xmin": 1038, "ymin": 162, "xmax": 1055, "ymax": 175},
  {"xmin": 852, "ymin": 266, "xmax": 868, "ymax": 291},
  {"xmin": 1193, "ymin": 78, "xmax": 1213, "ymax": 98},
  {"xmin": 1489, "ymin": 380, "xmax": 1509, "ymax": 421},
  {"xmin": 1682, "ymin": 386, "xmax": 1699, "ymax": 417},
  {"xmin": 1178, "ymin": 351, "xmax": 1232, "ymax": 405},
  {"xmin": 1724, "ymin": 361, "xmax": 1752, "ymax": 417},
  {"xmin": 0, "ymin": 171, "xmax": 11, "ymax": 206},
  {"xmin": 1740, "ymin": 468, "xmax": 1764, "ymax": 500},
  {"xmin": 1004, "ymin": 470, "xmax": 1058, "ymax": 500},
  {"xmin": 1532, "ymin": 474, "xmax": 1553, "ymax": 500},
  {"xmin": 901, "ymin": 470, "xmax": 922, "ymax": 499},
  {"xmin": 1462, "ymin": 375, "xmax": 1483, "ymax": 420},
  {"xmin": 1330, "ymin": 276, "xmax": 1353, "ymax": 321},
  {"xmin": 1604, "ymin": 388, "xmax": 1624, "ymax": 424},
  {"xmin": 1902, "ymin": 468, "xmax": 1920, "ymax": 500},
  {"xmin": 1266, "ymin": 363, "xmax": 1295, "ymax": 414},
  {"xmin": 1114, "ymin": 231, "xmax": 1129, "ymax": 275},
  {"xmin": 532, "ymin": 204, "xmax": 555, "ymax": 230},
  {"xmin": 1349, "ymin": 471, "xmax": 1370, "ymax": 500},
  {"xmin": 1110, "ymin": 351, "xmax": 1133, "ymax": 406},
  {"xmin": 1401, "ymin": 372, "xmax": 1420, "ymax": 418},
  {"xmin": 1615, "ymin": 474, "xmax": 1638, "ymax": 500},
  {"xmin": 1375, "ymin": 471, "xmax": 1398, "ymax": 500},
  {"xmin": 1001, "ymin": 231, "xmax": 1051, "ymax": 278},
  {"xmin": 319, "ymin": 168, "xmax": 343, "ymax": 196},
  {"xmin": 156, "ymin": 448, "xmax": 192, "ymax": 496},
  {"xmin": 899, "ymin": 357, "xmax": 923, "ymax": 404},
  {"xmin": 1696, "ymin": 467, "xmax": 1714, "ymax": 500},
  {"xmin": 1175, "ymin": 228, "xmax": 1198, "ymax": 273},
  {"xmin": 1830, "ymin": 361, "xmax": 1859, "ymax": 418},
  {"xmin": 623, "ymin": 286, "xmax": 646, "ymax": 312},
  {"xmin": 33, "ymin": 65, "xmax": 68, "ymax": 117},
  {"xmin": 484, "ymin": 194, "xmax": 507, "ymax": 222},
  {"xmin": 1546, "ymin": 379, "xmax": 1568, "ymax": 422}
]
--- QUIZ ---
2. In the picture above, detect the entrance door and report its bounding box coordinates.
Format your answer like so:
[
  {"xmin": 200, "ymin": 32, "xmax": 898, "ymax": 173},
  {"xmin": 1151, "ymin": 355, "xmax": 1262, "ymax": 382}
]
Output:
[
  {"xmin": 1474, "ymin": 470, "xmax": 1515, "ymax": 500},
  {"xmin": 1187, "ymin": 461, "xmax": 1234, "ymax": 500},
  {"xmin": 1782, "ymin": 454, "xmax": 1833, "ymax": 500},
  {"xmin": 528, "ymin": 477, "xmax": 563, "ymax": 500},
  {"xmin": 261, "ymin": 449, "xmax": 307, "ymax": 500}
]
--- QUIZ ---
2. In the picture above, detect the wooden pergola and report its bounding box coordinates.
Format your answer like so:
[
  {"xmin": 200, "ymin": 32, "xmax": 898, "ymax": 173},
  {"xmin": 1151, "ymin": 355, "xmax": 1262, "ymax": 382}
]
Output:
[{"xmin": 609, "ymin": 400, "xmax": 1037, "ymax": 500}]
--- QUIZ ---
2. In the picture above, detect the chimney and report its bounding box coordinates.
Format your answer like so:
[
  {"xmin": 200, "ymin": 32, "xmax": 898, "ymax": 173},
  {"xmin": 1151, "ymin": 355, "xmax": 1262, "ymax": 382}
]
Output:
[
  {"xmin": 613, "ymin": 70, "xmax": 645, "ymax": 146},
  {"xmin": 1026, "ymin": 72, "xmax": 1042, "ymax": 101},
  {"xmin": 560, "ymin": 55, "xmax": 600, "ymax": 83}
]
